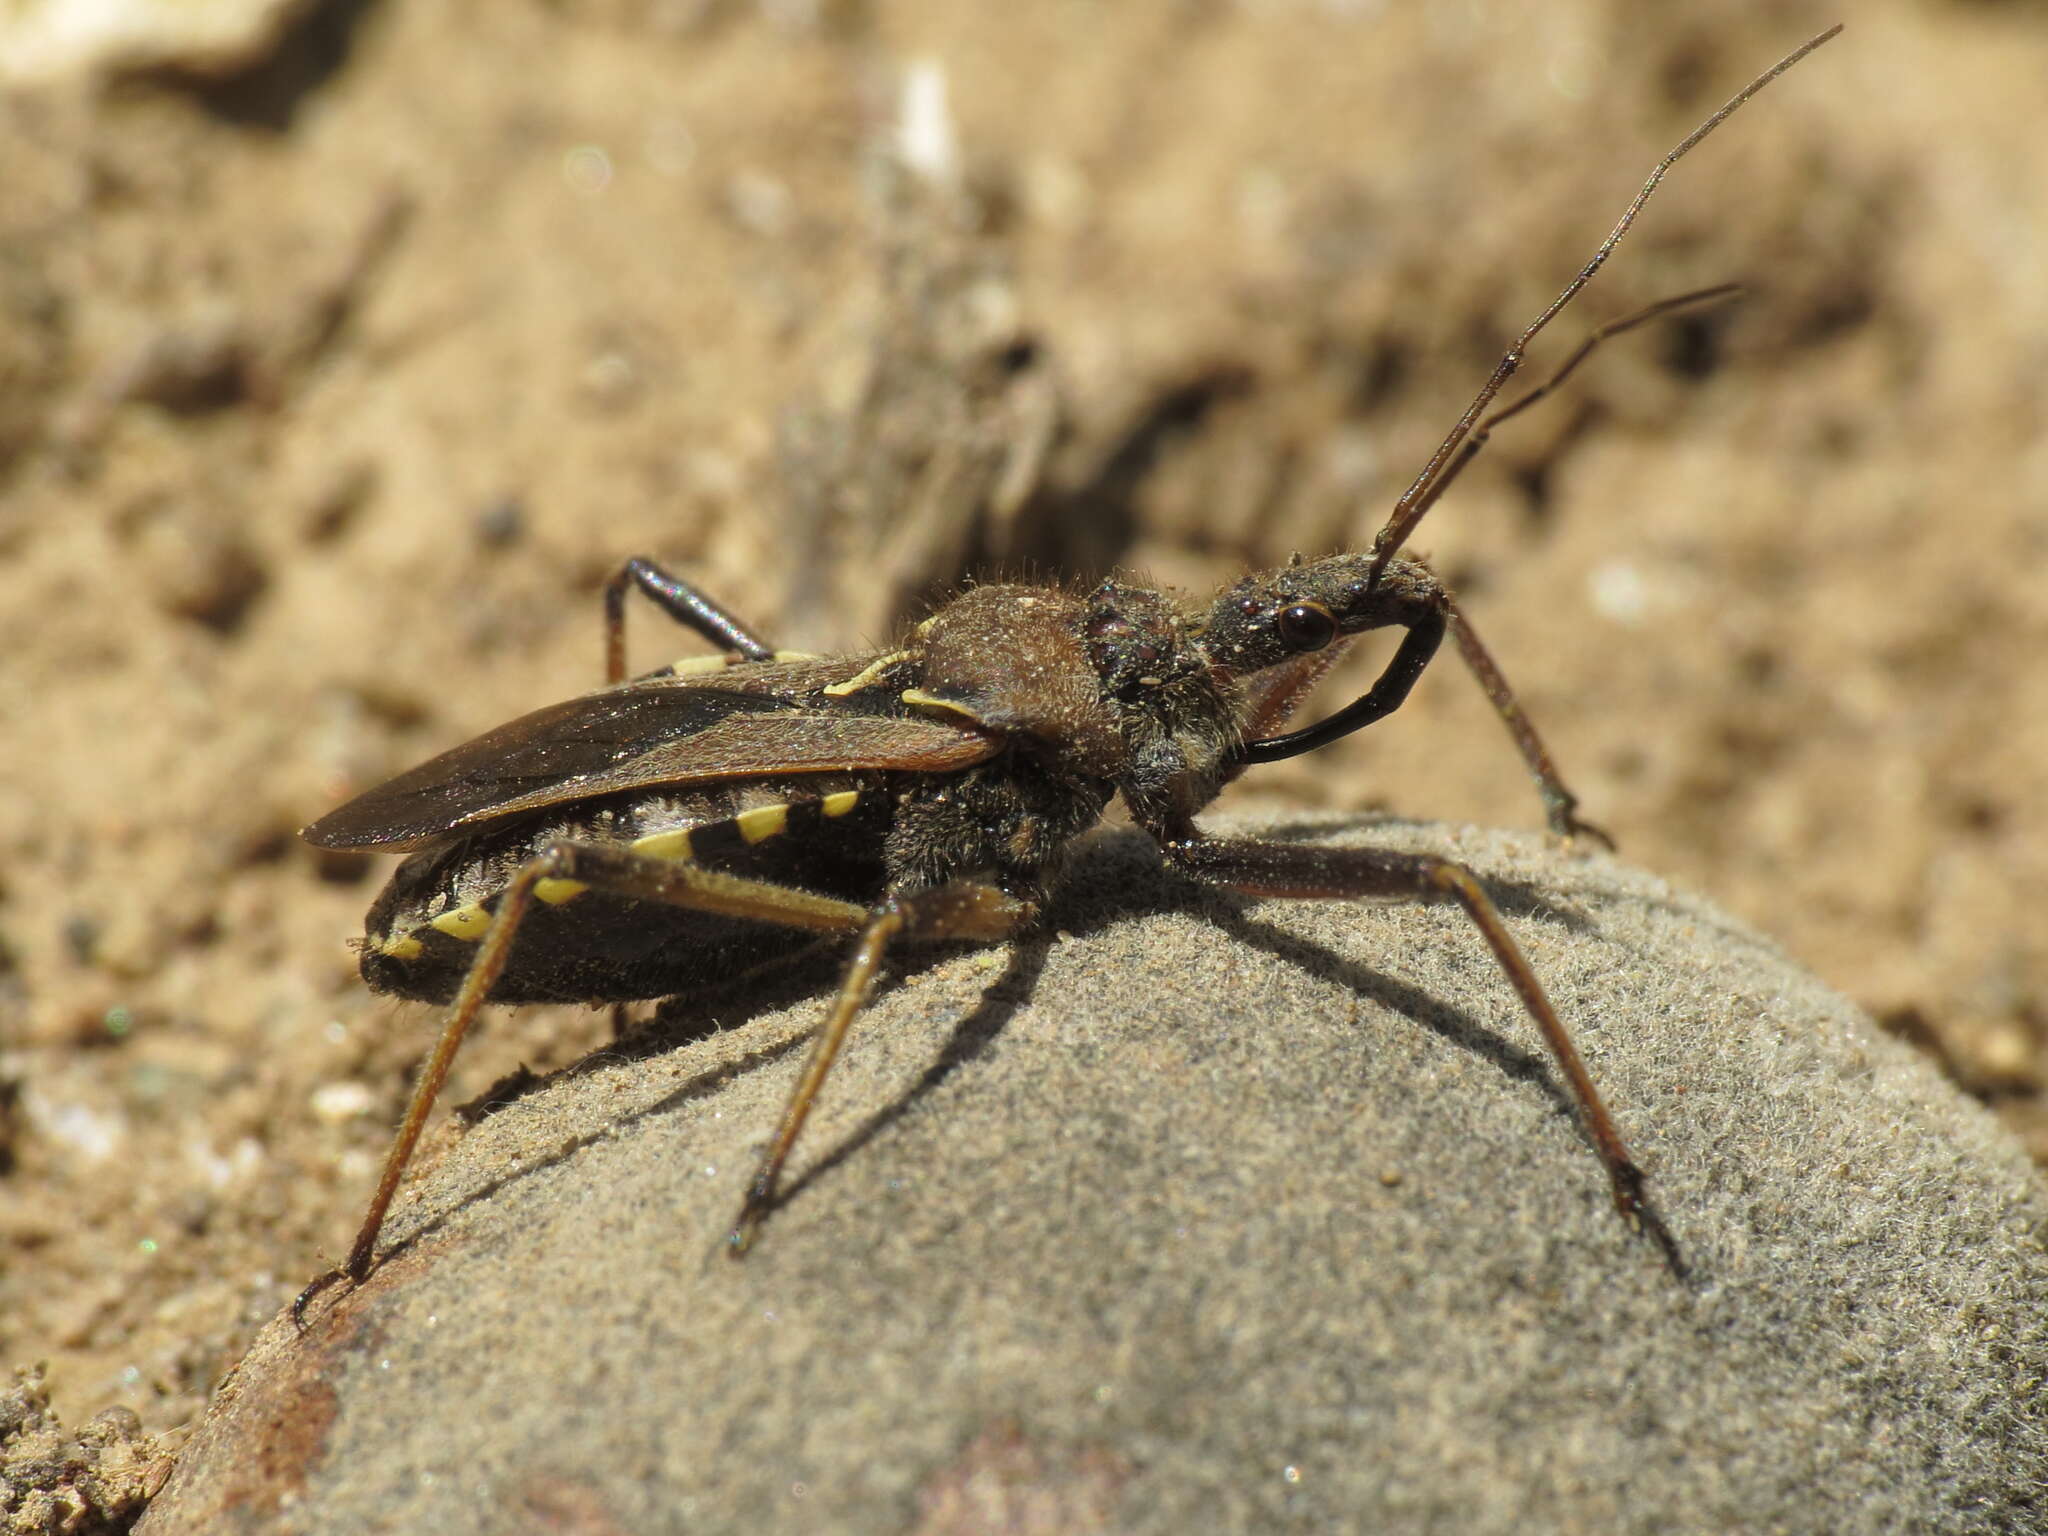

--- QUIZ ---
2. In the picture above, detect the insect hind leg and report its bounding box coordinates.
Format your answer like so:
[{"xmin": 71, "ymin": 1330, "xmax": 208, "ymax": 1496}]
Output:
[{"xmin": 603, "ymin": 557, "xmax": 775, "ymax": 682}]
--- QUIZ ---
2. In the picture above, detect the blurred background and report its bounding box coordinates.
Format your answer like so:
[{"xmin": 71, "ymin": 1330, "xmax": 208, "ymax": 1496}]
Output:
[{"xmin": 2, "ymin": 0, "xmax": 2043, "ymax": 1469}]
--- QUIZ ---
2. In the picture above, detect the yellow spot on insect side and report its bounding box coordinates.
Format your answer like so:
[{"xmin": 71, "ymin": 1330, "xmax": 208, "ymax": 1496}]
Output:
[
  {"xmin": 668, "ymin": 654, "xmax": 734, "ymax": 676},
  {"xmin": 632, "ymin": 827, "xmax": 695, "ymax": 862},
  {"xmin": 378, "ymin": 934, "xmax": 424, "ymax": 961},
  {"xmin": 901, "ymin": 687, "xmax": 984, "ymax": 723},
  {"xmin": 772, "ymin": 650, "xmax": 820, "ymax": 662},
  {"xmin": 822, "ymin": 650, "xmax": 909, "ymax": 697},
  {"xmin": 534, "ymin": 878, "xmax": 587, "ymax": 905},
  {"xmin": 821, "ymin": 790, "xmax": 859, "ymax": 818},
  {"xmin": 736, "ymin": 804, "xmax": 789, "ymax": 843},
  {"xmin": 431, "ymin": 903, "xmax": 493, "ymax": 942}
]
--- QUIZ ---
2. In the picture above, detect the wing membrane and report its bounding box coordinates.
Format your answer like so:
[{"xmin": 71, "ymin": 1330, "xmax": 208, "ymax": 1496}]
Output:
[{"xmin": 304, "ymin": 667, "xmax": 997, "ymax": 852}]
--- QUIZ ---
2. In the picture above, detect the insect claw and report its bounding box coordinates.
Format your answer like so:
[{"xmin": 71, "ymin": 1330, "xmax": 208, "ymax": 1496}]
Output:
[
  {"xmin": 1609, "ymin": 1159, "xmax": 1649, "ymax": 1222},
  {"xmin": 290, "ymin": 1265, "xmax": 353, "ymax": 1331},
  {"xmin": 1541, "ymin": 790, "xmax": 1615, "ymax": 851},
  {"xmin": 725, "ymin": 1219, "xmax": 759, "ymax": 1260},
  {"xmin": 726, "ymin": 1188, "xmax": 773, "ymax": 1259},
  {"xmin": 1615, "ymin": 1168, "xmax": 1690, "ymax": 1284},
  {"xmin": 1554, "ymin": 814, "xmax": 1617, "ymax": 853}
]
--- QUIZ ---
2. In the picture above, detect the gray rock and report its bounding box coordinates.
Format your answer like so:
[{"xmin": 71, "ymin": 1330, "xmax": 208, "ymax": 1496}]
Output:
[{"xmin": 141, "ymin": 819, "xmax": 2048, "ymax": 1535}]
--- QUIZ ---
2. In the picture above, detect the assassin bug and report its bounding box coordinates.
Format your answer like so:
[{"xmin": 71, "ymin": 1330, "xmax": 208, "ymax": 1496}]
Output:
[{"xmin": 296, "ymin": 27, "xmax": 1838, "ymax": 1313}]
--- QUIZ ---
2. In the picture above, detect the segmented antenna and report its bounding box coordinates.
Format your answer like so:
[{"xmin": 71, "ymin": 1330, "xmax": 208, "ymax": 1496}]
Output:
[{"xmin": 1364, "ymin": 23, "xmax": 1842, "ymax": 588}]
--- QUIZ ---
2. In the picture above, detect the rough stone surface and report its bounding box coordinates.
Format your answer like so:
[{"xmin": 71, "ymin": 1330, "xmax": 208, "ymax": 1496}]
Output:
[{"xmin": 140, "ymin": 820, "xmax": 2048, "ymax": 1535}]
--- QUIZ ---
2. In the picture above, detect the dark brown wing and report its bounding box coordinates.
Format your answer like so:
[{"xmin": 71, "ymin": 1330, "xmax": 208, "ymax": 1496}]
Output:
[{"xmin": 302, "ymin": 668, "xmax": 998, "ymax": 853}]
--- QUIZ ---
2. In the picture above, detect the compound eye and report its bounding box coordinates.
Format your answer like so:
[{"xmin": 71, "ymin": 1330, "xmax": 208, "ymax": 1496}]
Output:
[{"xmin": 1277, "ymin": 601, "xmax": 1337, "ymax": 652}]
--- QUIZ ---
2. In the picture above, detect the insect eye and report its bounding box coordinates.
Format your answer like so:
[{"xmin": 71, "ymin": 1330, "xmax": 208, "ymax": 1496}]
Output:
[
  {"xmin": 1086, "ymin": 613, "xmax": 1136, "ymax": 641},
  {"xmin": 1277, "ymin": 601, "xmax": 1337, "ymax": 652}
]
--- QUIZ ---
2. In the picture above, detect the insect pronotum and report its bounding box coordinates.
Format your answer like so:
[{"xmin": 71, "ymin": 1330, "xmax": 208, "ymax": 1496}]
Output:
[{"xmin": 295, "ymin": 26, "xmax": 1840, "ymax": 1318}]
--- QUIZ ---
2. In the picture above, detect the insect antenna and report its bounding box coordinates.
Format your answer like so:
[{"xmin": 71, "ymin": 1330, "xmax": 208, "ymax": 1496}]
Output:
[
  {"xmin": 1398, "ymin": 280, "xmax": 1743, "ymax": 543},
  {"xmin": 1364, "ymin": 22, "xmax": 1842, "ymax": 588}
]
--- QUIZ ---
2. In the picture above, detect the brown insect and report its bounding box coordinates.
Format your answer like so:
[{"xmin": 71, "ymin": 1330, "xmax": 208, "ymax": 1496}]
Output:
[{"xmin": 295, "ymin": 27, "xmax": 1839, "ymax": 1317}]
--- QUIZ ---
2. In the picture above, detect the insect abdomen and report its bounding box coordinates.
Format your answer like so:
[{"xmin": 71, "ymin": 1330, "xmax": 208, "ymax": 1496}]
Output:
[{"xmin": 360, "ymin": 779, "xmax": 889, "ymax": 1005}]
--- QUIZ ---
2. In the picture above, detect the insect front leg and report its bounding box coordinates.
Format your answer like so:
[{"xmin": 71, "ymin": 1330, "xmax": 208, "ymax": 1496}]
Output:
[
  {"xmin": 728, "ymin": 881, "xmax": 1034, "ymax": 1256},
  {"xmin": 1152, "ymin": 824, "xmax": 1655, "ymax": 1250},
  {"xmin": 1237, "ymin": 563, "xmax": 1605, "ymax": 846},
  {"xmin": 602, "ymin": 557, "xmax": 776, "ymax": 682},
  {"xmin": 1440, "ymin": 590, "xmax": 1610, "ymax": 847},
  {"xmin": 1238, "ymin": 567, "xmax": 1447, "ymax": 761},
  {"xmin": 297, "ymin": 844, "xmax": 879, "ymax": 1324},
  {"xmin": 1348, "ymin": 291, "xmax": 1769, "ymax": 847}
]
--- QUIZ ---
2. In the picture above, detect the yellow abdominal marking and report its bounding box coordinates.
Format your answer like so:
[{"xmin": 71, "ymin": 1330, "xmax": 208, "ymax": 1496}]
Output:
[
  {"xmin": 631, "ymin": 827, "xmax": 695, "ymax": 861},
  {"xmin": 378, "ymin": 796, "xmax": 840, "ymax": 958},
  {"xmin": 772, "ymin": 650, "xmax": 819, "ymax": 662},
  {"xmin": 431, "ymin": 903, "xmax": 493, "ymax": 941},
  {"xmin": 736, "ymin": 804, "xmax": 789, "ymax": 844},
  {"xmin": 822, "ymin": 650, "xmax": 909, "ymax": 697}
]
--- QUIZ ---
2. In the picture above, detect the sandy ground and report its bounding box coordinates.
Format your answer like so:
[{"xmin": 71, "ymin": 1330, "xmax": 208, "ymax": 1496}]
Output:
[{"xmin": 2, "ymin": 0, "xmax": 2044, "ymax": 1492}]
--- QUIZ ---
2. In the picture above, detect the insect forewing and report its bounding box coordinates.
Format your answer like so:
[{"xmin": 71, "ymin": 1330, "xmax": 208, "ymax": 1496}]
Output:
[{"xmin": 303, "ymin": 662, "xmax": 1000, "ymax": 852}]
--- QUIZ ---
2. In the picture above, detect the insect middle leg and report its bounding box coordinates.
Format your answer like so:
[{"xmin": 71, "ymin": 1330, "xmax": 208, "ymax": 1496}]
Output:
[
  {"xmin": 602, "ymin": 557, "xmax": 775, "ymax": 682},
  {"xmin": 1153, "ymin": 825, "xmax": 1649, "ymax": 1234},
  {"xmin": 727, "ymin": 880, "xmax": 1033, "ymax": 1255}
]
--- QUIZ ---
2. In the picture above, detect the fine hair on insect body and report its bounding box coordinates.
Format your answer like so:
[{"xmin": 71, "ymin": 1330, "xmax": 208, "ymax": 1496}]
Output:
[{"xmin": 293, "ymin": 26, "xmax": 1840, "ymax": 1322}]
